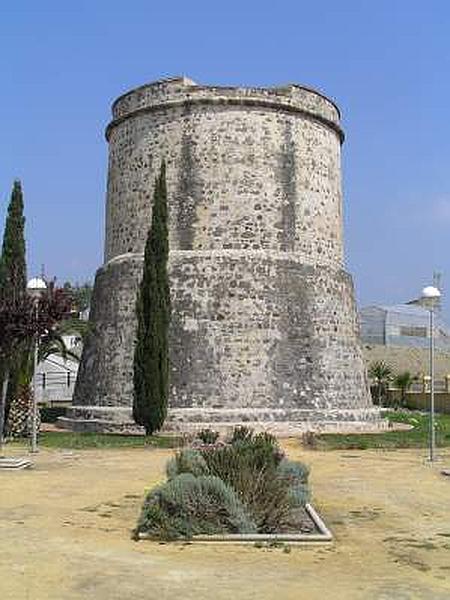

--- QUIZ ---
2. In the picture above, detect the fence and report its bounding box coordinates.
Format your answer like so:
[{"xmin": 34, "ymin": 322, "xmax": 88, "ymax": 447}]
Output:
[
  {"xmin": 385, "ymin": 376, "xmax": 450, "ymax": 414},
  {"xmin": 35, "ymin": 370, "xmax": 76, "ymax": 405}
]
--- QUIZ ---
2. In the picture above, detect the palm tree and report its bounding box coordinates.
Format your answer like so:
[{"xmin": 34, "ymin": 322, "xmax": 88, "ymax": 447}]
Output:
[
  {"xmin": 38, "ymin": 318, "xmax": 88, "ymax": 363},
  {"xmin": 393, "ymin": 371, "xmax": 417, "ymax": 408},
  {"xmin": 368, "ymin": 361, "xmax": 393, "ymax": 406},
  {"xmin": 0, "ymin": 286, "xmax": 87, "ymax": 438},
  {"xmin": 5, "ymin": 317, "xmax": 87, "ymax": 438}
]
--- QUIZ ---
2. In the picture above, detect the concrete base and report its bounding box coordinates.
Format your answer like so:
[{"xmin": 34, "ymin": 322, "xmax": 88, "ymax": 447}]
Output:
[
  {"xmin": 0, "ymin": 457, "xmax": 33, "ymax": 470},
  {"xmin": 59, "ymin": 405, "xmax": 388, "ymax": 436}
]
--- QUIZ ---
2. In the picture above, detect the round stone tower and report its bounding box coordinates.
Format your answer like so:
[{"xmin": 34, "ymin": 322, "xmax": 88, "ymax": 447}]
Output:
[{"xmin": 68, "ymin": 76, "xmax": 382, "ymax": 434}]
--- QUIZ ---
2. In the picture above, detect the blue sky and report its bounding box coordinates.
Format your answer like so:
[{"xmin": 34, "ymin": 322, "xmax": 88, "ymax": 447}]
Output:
[{"xmin": 1, "ymin": 1, "xmax": 449, "ymax": 316}]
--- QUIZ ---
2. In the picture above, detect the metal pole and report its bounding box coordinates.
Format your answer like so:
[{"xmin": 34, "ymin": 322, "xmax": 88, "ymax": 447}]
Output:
[
  {"xmin": 30, "ymin": 302, "xmax": 39, "ymax": 453},
  {"xmin": 0, "ymin": 374, "xmax": 8, "ymax": 455},
  {"xmin": 429, "ymin": 307, "xmax": 435, "ymax": 462}
]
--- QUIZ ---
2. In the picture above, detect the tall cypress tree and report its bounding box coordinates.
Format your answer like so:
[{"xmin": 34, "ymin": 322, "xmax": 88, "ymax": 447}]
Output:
[
  {"xmin": 133, "ymin": 162, "xmax": 170, "ymax": 435},
  {"xmin": 0, "ymin": 180, "xmax": 27, "ymax": 437},
  {"xmin": 0, "ymin": 180, "xmax": 27, "ymax": 301}
]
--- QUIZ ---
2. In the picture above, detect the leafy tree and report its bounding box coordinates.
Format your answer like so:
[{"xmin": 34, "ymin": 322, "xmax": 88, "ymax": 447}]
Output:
[
  {"xmin": 0, "ymin": 282, "xmax": 80, "ymax": 439},
  {"xmin": 0, "ymin": 180, "xmax": 27, "ymax": 439},
  {"xmin": 393, "ymin": 371, "xmax": 417, "ymax": 407},
  {"xmin": 0, "ymin": 284, "xmax": 74, "ymax": 356},
  {"xmin": 133, "ymin": 162, "xmax": 171, "ymax": 435},
  {"xmin": 62, "ymin": 281, "xmax": 93, "ymax": 314},
  {"xmin": 368, "ymin": 360, "xmax": 393, "ymax": 406}
]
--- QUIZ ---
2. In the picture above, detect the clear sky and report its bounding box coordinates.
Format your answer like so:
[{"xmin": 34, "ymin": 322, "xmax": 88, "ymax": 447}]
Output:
[{"xmin": 1, "ymin": 1, "xmax": 449, "ymax": 316}]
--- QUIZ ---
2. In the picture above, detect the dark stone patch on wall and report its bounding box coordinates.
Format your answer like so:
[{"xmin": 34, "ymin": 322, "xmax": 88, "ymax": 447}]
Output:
[
  {"xmin": 276, "ymin": 119, "xmax": 297, "ymax": 252},
  {"xmin": 174, "ymin": 107, "xmax": 202, "ymax": 250}
]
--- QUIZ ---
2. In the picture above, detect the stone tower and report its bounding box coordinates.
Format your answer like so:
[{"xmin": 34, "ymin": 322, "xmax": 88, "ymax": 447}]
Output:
[{"xmin": 67, "ymin": 77, "xmax": 382, "ymax": 434}]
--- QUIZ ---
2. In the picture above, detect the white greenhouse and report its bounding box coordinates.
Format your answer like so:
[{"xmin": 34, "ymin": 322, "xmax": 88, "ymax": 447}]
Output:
[{"xmin": 359, "ymin": 303, "xmax": 450, "ymax": 351}]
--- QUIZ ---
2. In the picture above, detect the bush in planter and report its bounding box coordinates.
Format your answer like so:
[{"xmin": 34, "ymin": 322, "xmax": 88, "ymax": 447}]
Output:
[
  {"xmin": 133, "ymin": 473, "xmax": 256, "ymax": 540},
  {"xmin": 135, "ymin": 426, "xmax": 311, "ymax": 540},
  {"xmin": 200, "ymin": 431, "xmax": 299, "ymax": 533}
]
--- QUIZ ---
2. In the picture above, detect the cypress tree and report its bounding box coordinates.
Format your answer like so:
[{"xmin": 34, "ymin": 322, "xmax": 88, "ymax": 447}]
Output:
[
  {"xmin": 0, "ymin": 180, "xmax": 27, "ymax": 437},
  {"xmin": 0, "ymin": 180, "xmax": 27, "ymax": 301},
  {"xmin": 133, "ymin": 162, "xmax": 170, "ymax": 435}
]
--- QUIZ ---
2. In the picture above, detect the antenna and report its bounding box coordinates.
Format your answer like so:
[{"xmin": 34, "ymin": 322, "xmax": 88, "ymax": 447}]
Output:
[
  {"xmin": 433, "ymin": 271, "xmax": 442, "ymax": 312},
  {"xmin": 433, "ymin": 271, "xmax": 442, "ymax": 289}
]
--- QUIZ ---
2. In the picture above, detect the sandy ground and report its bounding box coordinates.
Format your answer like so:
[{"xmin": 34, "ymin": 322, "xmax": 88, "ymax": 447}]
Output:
[{"xmin": 1, "ymin": 442, "xmax": 450, "ymax": 600}]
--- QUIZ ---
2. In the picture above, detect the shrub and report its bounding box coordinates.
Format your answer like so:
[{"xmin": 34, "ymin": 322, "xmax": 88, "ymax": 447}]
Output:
[
  {"xmin": 277, "ymin": 459, "xmax": 309, "ymax": 486},
  {"xmin": 200, "ymin": 431, "xmax": 291, "ymax": 533},
  {"xmin": 204, "ymin": 428, "xmax": 284, "ymax": 479},
  {"xmin": 287, "ymin": 484, "xmax": 310, "ymax": 507},
  {"xmin": 135, "ymin": 426, "xmax": 313, "ymax": 539},
  {"xmin": 133, "ymin": 473, "xmax": 256, "ymax": 540},
  {"xmin": 166, "ymin": 449, "xmax": 209, "ymax": 479},
  {"xmin": 196, "ymin": 428, "xmax": 219, "ymax": 445},
  {"xmin": 278, "ymin": 459, "xmax": 311, "ymax": 507},
  {"xmin": 242, "ymin": 467, "xmax": 297, "ymax": 533},
  {"xmin": 230, "ymin": 425, "xmax": 254, "ymax": 444}
]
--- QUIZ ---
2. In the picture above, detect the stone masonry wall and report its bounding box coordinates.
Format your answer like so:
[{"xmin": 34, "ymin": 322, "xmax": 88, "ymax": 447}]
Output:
[
  {"xmin": 75, "ymin": 254, "xmax": 371, "ymax": 414},
  {"xmin": 71, "ymin": 77, "xmax": 376, "ymax": 432},
  {"xmin": 104, "ymin": 84, "xmax": 344, "ymax": 267}
]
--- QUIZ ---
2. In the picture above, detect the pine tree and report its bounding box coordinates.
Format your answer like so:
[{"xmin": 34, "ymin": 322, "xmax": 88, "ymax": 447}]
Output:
[
  {"xmin": 0, "ymin": 180, "xmax": 27, "ymax": 438},
  {"xmin": 133, "ymin": 162, "xmax": 170, "ymax": 435}
]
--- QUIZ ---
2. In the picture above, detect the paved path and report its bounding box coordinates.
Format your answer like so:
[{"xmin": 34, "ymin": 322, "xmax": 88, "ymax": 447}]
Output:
[{"xmin": 1, "ymin": 442, "xmax": 450, "ymax": 599}]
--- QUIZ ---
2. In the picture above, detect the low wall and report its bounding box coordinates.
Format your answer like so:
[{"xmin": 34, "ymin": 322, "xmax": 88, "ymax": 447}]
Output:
[
  {"xmin": 389, "ymin": 391, "xmax": 450, "ymax": 414},
  {"xmin": 363, "ymin": 345, "xmax": 450, "ymax": 379}
]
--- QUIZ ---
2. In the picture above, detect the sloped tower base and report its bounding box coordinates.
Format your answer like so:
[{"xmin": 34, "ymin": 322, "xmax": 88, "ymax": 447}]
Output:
[
  {"xmin": 63, "ymin": 255, "xmax": 383, "ymax": 435},
  {"xmin": 64, "ymin": 77, "xmax": 383, "ymax": 435}
]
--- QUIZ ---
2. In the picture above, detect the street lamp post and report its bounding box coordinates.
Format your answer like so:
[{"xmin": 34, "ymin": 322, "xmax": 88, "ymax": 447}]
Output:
[
  {"xmin": 419, "ymin": 285, "xmax": 441, "ymax": 463},
  {"xmin": 26, "ymin": 277, "xmax": 47, "ymax": 453}
]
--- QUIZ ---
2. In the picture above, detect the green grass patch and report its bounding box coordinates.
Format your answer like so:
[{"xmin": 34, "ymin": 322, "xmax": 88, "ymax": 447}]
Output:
[
  {"xmin": 9, "ymin": 431, "xmax": 182, "ymax": 450},
  {"xmin": 316, "ymin": 411, "xmax": 450, "ymax": 450}
]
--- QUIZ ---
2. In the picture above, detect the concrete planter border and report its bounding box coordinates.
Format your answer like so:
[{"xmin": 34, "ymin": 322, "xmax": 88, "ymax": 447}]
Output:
[{"xmin": 138, "ymin": 503, "xmax": 332, "ymax": 545}]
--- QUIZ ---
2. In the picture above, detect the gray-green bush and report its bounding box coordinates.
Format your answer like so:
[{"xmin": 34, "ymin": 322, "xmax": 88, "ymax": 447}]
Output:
[
  {"xmin": 277, "ymin": 459, "xmax": 309, "ymax": 485},
  {"xmin": 133, "ymin": 473, "xmax": 256, "ymax": 540},
  {"xmin": 277, "ymin": 459, "xmax": 310, "ymax": 507},
  {"xmin": 135, "ymin": 427, "xmax": 311, "ymax": 540},
  {"xmin": 200, "ymin": 433, "xmax": 305, "ymax": 533},
  {"xmin": 166, "ymin": 449, "xmax": 209, "ymax": 479}
]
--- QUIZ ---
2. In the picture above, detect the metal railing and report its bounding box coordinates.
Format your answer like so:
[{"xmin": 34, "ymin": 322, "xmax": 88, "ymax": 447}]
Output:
[{"xmin": 35, "ymin": 370, "xmax": 76, "ymax": 404}]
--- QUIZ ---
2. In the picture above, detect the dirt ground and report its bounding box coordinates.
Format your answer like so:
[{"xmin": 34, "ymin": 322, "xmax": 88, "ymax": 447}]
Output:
[{"xmin": 1, "ymin": 441, "xmax": 450, "ymax": 600}]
